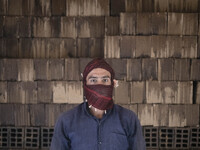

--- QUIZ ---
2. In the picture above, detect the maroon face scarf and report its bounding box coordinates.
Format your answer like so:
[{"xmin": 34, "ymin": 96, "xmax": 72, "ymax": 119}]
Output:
[{"xmin": 83, "ymin": 58, "xmax": 115, "ymax": 110}]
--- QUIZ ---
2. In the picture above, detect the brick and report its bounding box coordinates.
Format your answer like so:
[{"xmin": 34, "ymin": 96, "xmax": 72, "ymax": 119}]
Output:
[
  {"xmin": 153, "ymin": 104, "xmax": 168, "ymax": 126},
  {"xmin": 174, "ymin": 128, "xmax": 190, "ymax": 149},
  {"xmin": 138, "ymin": 104, "xmax": 154, "ymax": 126},
  {"xmin": 0, "ymin": 0, "xmax": 7, "ymax": 15},
  {"xmin": 152, "ymin": 13, "xmax": 167, "ymax": 35},
  {"xmin": 182, "ymin": 13, "xmax": 198, "ymax": 35},
  {"xmin": 96, "ymin": 0, "xmax": 109, "ymax": 16},
  {"xmin": 106, "ymin": 59, "xmax": 127, "ymax": 80},
  {"xmin": 0, "ymin": 104, "xmax": 15, "ymax": 125},
  {"xmin": 37, "ymin": 81, "xmax": 52, "ymax": 103},
  {"xmin": 77, "ymin": 38, "xmax": 89, "ymax": 57},
  {"xmin": 120, "ymin": 36, "xmax": 136, "ymax": 58},
  {"xmin": 4, "ymin": 38, "xmax": 19, "ymax": 58},
  {"xmin": 0, "ymin": 82, "xmax": 7, "ymax": 103},
  {"xmin": 52, "ymin": 0, "xmax": 66, "ymax": 15},
  {"xmin": 4, "ymin": 17, "xmax": 18, "ymax": 37},
  {"xmin": 45, "ymin": 104, "xmax": 61, "ymax": 126},
  {"xmin": 191, "ymin": 59, "xmax": 200, "ymax": 80},
  {"xmin": 90, "ymin": 38, "xmax": 104, "ymax": 57},
  {"xmin": 125, "ymin": 0, "xmax": 137, "ymax": 12},
  {"xmin": 120, "ymin": 13, "xmax": 136, "ymax": 35},
  {"xmin": 167, "ymin": 36, "xmax": 182, "ymax": 57},
  {"xmin": 168, "ymin": 13, "xmax": 183, "ymax": 35},
  {"xmin": 22, "ymin": 0, "xmax": 35, "ymax": 15},
  {"xmin": 146, "ymin": 81, "xmax": 162, "ymax": 103},
  {"xmin": 18, "ymin": 17, "xmax": 32, "ymax": 37},
  {"xmin": 60, "ymin": 17, "xmax": 76, "ymax": 38},
  {"xmin": 141, "ymin": 0, "xmax": 155, "ymax": 12},
  {"xmin": 110, "ymin": 0, "xmax": 125, "ymax": 16},
  {"xmin": 104, "ymin": 36, "xmax": 120, "ymax": 58},
  {"xmin": 18, "ymin": 59, "xmax": 34, "ymax": 81},
  {"xmin": 154, "ymin": 0, "xmax": 168, "ymax": 12},
  {"xmin": 0, "ymin": 38, "xmax": 4, "ymax": 58},
  {"xmin": 182, "ymin": 36, "xmax": 197, "ymax": 58},
  {"xmin": 161, "ymin": 81, "xmax": 178, "ymax": 103},
  {"xmin": 0, "ymin": 17, "xmax": 3, "ymax": 37},
  {"xmin": 8, "ymin": 82, "xmax": 25, "ymax": 103},
  {"xmin": 14, "ymin": 104, "xmax": 30, "ymax": 126},
  {"xmin": 142, "ymin": 59, "xmax": 157, "ymax": 80},
  {"xmin": 198, "ymin": 36, "xmax": 200, "ymax": 58},
  {"xmin": 0, "ymin": 126, "xmax": 9, "ymax": 148},
  {"xmin": 135, "ymin": 36, "xmax": 151, "ymax": 58},
  {"xmin": 151, "ymin": 36, "xmax": 167, "ymax": 58},
  {"xmin": 131, "ymin": 82, "xmax": 145, "ymax": 103},
  {"xmin": 185, "ymin": 105, "xmax": 199, "ymax": 126},
  {"xmin": 33, "ymin": 17, "xmax": 51, "ymax": 37},
  {"xmin": 105, "ymin": 17, "xmax": 119, "ymax": 36},
  {"xmin": 114, "ymin": 81, "xmax": 130, "ymax": 104},
  {"xmin": 66, "ymin": 81, "xmax": 83, "ymax": 104},
  {"xmin": 24, "ymin": 127, "xmax": 40, "ymax": 148},
  {"xmin": 79, "ymin": 0, "xmax": 96, "ymax": 16},
  {"xmin": 159, "ymin": 128, "xmax": 175, "ymax": 148},
  {"xmin": 4, "ymin": 59, "xmax": 18, "ymax": 81},
  {"xmin": 143, "ymin": 127, "xmax": 159, "ymax": 148},
  {"xmin": 48, "ymin": 59, "xmax": 64, "ymax": 80},
  {"xmin": 60, "ymin": 104, "xmax": 77, "ymax": 113},
  {"xmin": 158, "ymin": 59, "xmax": 174, "ymax": 81},
  {"xmin": 177, "ymin": 82, "xmax": 193, "ymax": 104},
  {"xmin": 168, "ymin": 0, "xmax": 183, "ymax": 12},
  {"xmin": 77, "ymin": 17, "xmax": 105, "ymax": 38},
  {"xmin": 34, "ymin": 59, "xmax": 49, "ymax": 80},
  {"xmin": 183, "ymin": 0, "xmax": 199, "ymax": 12},
  {"xmin": 19, "ymin": 38, "xmax": 33, "ymax": 58},
  {"xmin": 190, "ymin": 127, "xmax": 200, "ymax": 148},
  {"xmin": 78, "ymin": 38, "xmax": 103, "ymax": 58},
  {"xmin": 53, "ymin": 81, "xmax": 68, "ymax": 103},
  {"xmin": 127, "ymin": 59, "xmax": 142, "ymax": 81},
  {"xmin": 49, "ymin": 17, "xmax": 61, "ymax": 37},
  {"xmin": 0, "ymin": 59, "xmax": 4, "ymax": 80},
  {"xmin": 66, "ymin": 0, "xmax": 79, "ymax": 16},
  {"xmin": 79, "ymin": 58, "xmax": 93, "ymax": 75},
  {"xmin": 129, "ymin": 104, "xmax": 137, "ymax": 115},
  {"xmin": 32, "ymin": 38, "xmax": 47, "ymax": 58},
  {"xmin": 46, "ymin": 38, "xmax": 61, "ymax": 58},
  {"xmin": 169, "ymin": 105, "xmax": 186, "ymax": 127},
  {"xmin": 174, "ymin": 59, "xmax": 190, "ymax": 81},
  {"xmin": 136, "ymin": 13, "xmax": 152, "ymax": 35},
  {"xmin": 65, "ymin": 59, "xmax": 80, "ymax": 80},
  {"xmin": 197, "ymin": 82, "xmax": 200, "ymax": 104},
  {"xmin": 7, "ymin": 0, "xmax": 22, "ymax": 15},
  {"xmin": 41, "ymin": 127, "xmax": 54, "ymax": 148},
  {"xmin": 30, "ymin": 104, "xmax": 46, "ymax": 126},
  {"xmin": 60, "ymin": 38, "xmax": 76, "ymax": 58},
  {"xmin": 34, "ymin": 0, "xmax": 51, "ymax": 16},
  {"xmin": 9, "ymin": 127, "xmax": 24, "ymax": 148},
  {"xmin": 23, "ymin": 82, "xmax": 37, "ymax": 104}
]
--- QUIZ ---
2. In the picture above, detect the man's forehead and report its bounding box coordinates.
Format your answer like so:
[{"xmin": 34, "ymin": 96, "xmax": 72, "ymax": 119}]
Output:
[{"xmin": 86, "ymin": 68, "xmax": 111, "ymax": 78}]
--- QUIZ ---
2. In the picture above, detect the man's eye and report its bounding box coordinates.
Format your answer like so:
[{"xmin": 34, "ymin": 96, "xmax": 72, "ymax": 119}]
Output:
[
  {"xmin": 90, "ymin": 79, "xmax": 97, "ymax": 83},
  {"xmin": 102, "ymin": 78, "xmax": 109, "ymax": 82}
]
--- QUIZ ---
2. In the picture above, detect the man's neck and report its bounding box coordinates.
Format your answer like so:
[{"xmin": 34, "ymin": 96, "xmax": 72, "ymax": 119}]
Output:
[{"xmin": 89, "ymin": 106, "xmax": 105, "ymax": 119}]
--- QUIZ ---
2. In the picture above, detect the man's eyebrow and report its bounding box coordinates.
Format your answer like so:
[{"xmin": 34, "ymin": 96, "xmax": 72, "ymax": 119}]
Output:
[
  {"xmin": 88, "ymin": 76, "xmax": 98, "ymax": 79},
  {"xmin": 102, "ymin": 76, "xmax": 110, "ymax": 78}
]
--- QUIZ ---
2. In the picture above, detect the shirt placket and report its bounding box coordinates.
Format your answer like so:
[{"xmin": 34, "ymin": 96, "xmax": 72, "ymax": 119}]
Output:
[{"xmin": 97, "ymin": 120, "xmax": 102, "ymax": 150}]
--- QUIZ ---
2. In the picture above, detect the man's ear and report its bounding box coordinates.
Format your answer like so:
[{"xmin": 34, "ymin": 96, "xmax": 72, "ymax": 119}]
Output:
[{"xmin": 113, "ymin": 79, "xmax": 119, "ymax": 88}]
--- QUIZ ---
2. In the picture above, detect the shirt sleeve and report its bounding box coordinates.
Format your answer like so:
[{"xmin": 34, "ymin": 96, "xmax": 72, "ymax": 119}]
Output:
[
  {"xmin": 50, "ymin": 115, "xmax": 71, "ymax": 150},
  {"xmin": 128, "ymin": 113, "xmax": 146, "ymax": 150}
]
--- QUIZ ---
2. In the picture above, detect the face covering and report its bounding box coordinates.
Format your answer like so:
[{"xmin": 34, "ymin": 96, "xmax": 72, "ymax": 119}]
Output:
[{"xmin": 84, "ymin": 84, "xmax": 114, "ymax": 110}]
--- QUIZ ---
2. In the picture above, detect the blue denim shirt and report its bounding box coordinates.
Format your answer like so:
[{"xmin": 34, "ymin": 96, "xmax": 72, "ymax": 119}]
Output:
[{"xmin": 50, "ymin": 102, "xmax": 146, "ymax": 150}]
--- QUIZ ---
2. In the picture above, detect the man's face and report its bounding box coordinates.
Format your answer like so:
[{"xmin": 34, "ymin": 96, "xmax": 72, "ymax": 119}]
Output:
[{"xmin": 86, "ymin": 68, "xmax": 111, "ymax": 85}]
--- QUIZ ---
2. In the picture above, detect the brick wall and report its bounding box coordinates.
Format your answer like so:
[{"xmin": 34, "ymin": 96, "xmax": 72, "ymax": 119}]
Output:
[{"xmin": 0, "ymin": 0, "xmax": 200, "ymax": 149}]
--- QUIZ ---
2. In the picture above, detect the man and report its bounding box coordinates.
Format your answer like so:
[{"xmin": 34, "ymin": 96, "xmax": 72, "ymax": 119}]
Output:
[{"xmin": 50, "ymin": 58, "xmax": 146, "ymax": 150}]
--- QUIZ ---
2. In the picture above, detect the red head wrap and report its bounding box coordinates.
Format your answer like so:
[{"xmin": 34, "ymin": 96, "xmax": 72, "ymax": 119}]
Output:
[{"xmin": 83, "ymin": 58, "xmax": 115, "ymax": 110}]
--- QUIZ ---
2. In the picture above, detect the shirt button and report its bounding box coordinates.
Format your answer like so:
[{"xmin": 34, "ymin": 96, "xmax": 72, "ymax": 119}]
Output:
[{"xmin": 98, "ymin": 142, "xmax": 102, "ymax": 144}]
